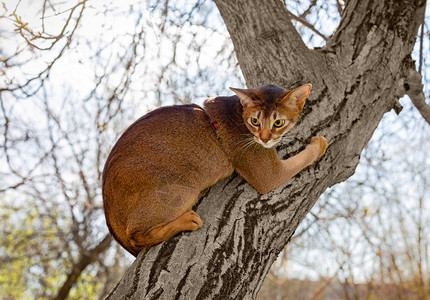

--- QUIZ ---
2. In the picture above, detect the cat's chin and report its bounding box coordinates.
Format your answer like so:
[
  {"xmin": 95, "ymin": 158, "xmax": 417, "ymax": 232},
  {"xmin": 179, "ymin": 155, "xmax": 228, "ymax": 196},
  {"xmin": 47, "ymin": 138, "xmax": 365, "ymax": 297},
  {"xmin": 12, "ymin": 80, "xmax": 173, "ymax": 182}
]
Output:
[
  {"xmin": 260, "ymin": 141, "xmax": 278, "ymax": 148},
  {"xmin": 254, "ymin": 136, "xmax": 279, "ymax": 148}
]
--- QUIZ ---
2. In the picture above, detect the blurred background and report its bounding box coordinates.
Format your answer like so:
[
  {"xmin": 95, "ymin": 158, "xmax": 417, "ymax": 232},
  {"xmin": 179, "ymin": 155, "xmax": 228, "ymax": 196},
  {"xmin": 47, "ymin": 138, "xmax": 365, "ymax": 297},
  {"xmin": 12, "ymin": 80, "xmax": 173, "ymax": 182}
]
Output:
[{"xmin": 0, "ymin": 0, "xmax": 429, "ymax": 299}]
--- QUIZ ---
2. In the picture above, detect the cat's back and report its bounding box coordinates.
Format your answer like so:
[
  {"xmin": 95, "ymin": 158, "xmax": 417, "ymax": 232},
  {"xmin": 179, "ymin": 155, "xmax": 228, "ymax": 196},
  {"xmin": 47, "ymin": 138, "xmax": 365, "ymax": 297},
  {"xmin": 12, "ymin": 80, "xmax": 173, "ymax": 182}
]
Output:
[
  {"xmin": 102, "ymin": 103, "xmax": 231, "ymax": 191},
  {"xmin": 109, "ymin": 104, "xmax": 210, "ymax": 159}
]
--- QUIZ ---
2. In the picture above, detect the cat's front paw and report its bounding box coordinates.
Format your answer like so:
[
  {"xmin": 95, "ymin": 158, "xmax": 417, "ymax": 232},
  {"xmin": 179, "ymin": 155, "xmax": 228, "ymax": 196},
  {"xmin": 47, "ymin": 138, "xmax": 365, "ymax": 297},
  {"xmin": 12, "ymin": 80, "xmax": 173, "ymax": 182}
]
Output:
[{"xmin": 307, "ymin": 136, "xmax": 327, "ymax": 159}]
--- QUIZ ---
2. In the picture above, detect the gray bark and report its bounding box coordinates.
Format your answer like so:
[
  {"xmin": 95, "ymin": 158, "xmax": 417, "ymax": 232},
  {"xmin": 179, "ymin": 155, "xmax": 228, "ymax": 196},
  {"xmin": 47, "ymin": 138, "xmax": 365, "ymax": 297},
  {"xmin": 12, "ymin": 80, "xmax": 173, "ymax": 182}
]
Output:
[{"xmin": 106, "ymin": 0, "xmax": 426, "ymax": 299}]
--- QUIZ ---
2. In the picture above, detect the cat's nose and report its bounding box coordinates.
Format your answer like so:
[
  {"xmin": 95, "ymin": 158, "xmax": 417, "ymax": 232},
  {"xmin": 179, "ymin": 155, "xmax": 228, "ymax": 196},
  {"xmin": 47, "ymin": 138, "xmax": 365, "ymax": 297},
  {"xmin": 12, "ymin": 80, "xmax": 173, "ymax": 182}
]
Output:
[{"xmin": 260, "ymin": 138, "xmax": 269, "ymax": 143}]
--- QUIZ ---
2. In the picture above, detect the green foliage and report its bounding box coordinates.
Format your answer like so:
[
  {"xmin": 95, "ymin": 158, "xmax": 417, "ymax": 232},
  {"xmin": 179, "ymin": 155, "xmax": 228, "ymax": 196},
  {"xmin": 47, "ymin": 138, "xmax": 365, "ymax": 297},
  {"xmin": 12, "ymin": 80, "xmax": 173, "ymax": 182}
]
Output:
[
  {"xmin": 69, "ymin": 272, "xmax": 102, "ymax": 300},
  {"xmin": 0, "ymin": 201, "xmax": 62, "ymax": 298},
  {"xmin": 0, "ymin": 200, "xmax": 103, "ymax": 299}
]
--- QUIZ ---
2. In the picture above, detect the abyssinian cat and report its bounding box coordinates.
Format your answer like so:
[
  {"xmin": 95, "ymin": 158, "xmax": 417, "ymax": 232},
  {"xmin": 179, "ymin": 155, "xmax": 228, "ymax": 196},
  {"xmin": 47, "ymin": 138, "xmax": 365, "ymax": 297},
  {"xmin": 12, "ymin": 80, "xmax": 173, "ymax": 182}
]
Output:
[{"xmin": 102, "ymin": 84, "xmax": 327, "ymax": 256}]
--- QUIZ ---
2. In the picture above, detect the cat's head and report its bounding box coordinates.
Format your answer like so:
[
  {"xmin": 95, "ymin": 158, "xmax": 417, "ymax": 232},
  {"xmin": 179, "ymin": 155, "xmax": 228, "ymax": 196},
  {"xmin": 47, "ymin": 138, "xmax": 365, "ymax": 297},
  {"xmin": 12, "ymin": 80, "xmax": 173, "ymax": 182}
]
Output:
[{"xmin": 230, "ymin": 84, "xmax": 311, "ymax": 148}]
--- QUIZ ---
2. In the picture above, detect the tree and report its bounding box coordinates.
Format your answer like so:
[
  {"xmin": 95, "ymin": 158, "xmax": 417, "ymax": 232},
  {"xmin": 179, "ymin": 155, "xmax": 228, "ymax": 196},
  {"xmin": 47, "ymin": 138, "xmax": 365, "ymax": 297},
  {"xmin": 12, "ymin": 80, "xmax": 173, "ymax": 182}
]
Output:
[
  {"xmin": 106, "ymin": 0, "xmax": 428, "ymax": 298},
  {"xmin": 0, "ymin": 1, "xmax": 141, "ymax": 297}
]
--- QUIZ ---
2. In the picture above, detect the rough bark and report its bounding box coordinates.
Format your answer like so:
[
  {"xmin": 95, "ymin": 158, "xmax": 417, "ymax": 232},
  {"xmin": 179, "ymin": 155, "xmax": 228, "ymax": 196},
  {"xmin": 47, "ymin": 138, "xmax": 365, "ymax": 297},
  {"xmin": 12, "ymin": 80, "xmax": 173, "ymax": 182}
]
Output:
[{"xmin": 106, "ymin": 0, "xmax": 426, "ymax": 299}]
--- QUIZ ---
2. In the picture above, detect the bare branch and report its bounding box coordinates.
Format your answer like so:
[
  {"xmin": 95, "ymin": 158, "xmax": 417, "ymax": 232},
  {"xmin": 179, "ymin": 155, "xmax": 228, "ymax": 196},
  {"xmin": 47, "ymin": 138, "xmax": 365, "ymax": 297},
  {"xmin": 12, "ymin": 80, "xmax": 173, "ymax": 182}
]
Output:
[
  {"xmin": 299, "ymin": 0, "xmax": 317, "ymax": 18},
  {"xmin": 54, "ymin": 234, "xmax": 113, "ymax": 300},
  {"xmin": 1, "ymin": 0, "xmax": 87, "ymax": 95},
  {"xmin": 11, "ymin": 0, "xmax": 88, "ymax": 51},
  {"xmin": 405, "ymin": 69, "xmax": 430, "ymax": 126},
  {"xmin": 419, "ymin": 23, "xmax": 424, "ymax": 74},
  {"xmin": 286, "ymin": 9, "xmax": 327, "ymax": 41}
]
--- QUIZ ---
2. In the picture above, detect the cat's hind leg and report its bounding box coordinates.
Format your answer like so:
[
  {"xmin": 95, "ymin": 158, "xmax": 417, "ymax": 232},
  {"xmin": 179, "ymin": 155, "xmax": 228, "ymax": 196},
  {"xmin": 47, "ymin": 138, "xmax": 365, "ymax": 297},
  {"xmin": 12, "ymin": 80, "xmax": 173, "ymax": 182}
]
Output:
[{"xmin": 127, "ymin": 210, "xmax": 203, "ymax": 255}]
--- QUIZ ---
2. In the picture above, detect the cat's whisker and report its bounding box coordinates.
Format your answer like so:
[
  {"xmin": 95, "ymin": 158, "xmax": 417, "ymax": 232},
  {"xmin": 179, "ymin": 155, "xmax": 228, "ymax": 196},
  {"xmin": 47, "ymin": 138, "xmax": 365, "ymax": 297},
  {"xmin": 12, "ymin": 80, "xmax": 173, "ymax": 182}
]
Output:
[
  {"xmin": 240, "ymin": 138, "xmax": 258, "ymax": 152},
  {"xmin": 234, "ymin": 136, "xmax": 254, "ymax": 150},
  {"xmin": 238, "ymin": 136, "xmax": 254, "ymax": 146},
  {"xmin": 237, "ymin": 141, "xmax": 249, "ymax": 152}
]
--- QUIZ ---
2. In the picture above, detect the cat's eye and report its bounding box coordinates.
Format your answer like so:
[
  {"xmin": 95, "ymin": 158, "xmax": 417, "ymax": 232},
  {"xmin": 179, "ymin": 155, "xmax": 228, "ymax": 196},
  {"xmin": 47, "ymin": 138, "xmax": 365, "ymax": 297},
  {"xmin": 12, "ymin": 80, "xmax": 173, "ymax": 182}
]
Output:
[
  {"xmin": 273, "ymin": 119, "xmax": 285, "ymax": 128},
  {"xmin": 250, "ymin": 117, "xmax": 260, "ymax": 126}
]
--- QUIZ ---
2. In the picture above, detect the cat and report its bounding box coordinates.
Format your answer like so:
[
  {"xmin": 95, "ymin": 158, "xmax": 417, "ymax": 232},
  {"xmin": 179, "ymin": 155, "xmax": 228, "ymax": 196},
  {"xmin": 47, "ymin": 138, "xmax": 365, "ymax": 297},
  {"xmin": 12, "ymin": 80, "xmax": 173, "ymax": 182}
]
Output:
[{"xmin": 102, "ymin": 84, "xmax": 327, "ymax": 257}]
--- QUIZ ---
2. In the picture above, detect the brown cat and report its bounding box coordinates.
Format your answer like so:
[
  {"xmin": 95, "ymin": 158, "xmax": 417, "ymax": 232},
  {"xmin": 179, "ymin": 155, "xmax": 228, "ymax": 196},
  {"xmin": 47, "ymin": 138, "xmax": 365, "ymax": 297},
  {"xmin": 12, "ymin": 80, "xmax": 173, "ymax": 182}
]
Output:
[{"xmin": 102, "ymin": 84, "xmax": 327, "ymax": 257}]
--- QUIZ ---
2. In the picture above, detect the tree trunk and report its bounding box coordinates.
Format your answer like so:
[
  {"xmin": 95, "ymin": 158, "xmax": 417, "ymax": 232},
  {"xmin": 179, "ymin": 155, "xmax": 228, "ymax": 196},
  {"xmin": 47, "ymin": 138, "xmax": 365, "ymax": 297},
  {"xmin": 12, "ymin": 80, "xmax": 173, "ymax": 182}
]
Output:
[{"xmin": 106, "ymin": 0, "xmax": 426, "ymax": 298}]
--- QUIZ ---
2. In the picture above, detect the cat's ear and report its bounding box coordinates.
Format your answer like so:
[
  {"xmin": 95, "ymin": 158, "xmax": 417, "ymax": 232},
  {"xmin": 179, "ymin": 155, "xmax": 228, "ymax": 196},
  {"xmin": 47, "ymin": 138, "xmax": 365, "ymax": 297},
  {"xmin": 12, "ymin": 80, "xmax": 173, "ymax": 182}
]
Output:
[
  {"xmin": 230, "ymin": 87, "xmax": 254, "ymax": 107},
  {"xmin": 281, "ymin": 84, "xmax": 312, "ymax": 111}
]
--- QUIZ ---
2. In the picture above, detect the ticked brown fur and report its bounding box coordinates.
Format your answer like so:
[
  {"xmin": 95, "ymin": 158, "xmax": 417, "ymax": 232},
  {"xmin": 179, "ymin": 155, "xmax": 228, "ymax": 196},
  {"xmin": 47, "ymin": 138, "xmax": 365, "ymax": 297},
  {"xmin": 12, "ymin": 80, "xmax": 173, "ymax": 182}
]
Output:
[{"xmin": 102, "ymin": 84, "xmax": 327, "ymax": 256}]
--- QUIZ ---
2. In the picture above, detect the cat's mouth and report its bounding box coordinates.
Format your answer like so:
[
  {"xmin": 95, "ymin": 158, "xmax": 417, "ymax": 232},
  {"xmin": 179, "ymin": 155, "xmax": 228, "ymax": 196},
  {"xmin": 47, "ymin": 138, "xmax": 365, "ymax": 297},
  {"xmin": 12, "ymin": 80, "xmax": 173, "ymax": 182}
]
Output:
[{"xmin": 254, "ymin": 136, "xmax": 281, "ymax": 148}]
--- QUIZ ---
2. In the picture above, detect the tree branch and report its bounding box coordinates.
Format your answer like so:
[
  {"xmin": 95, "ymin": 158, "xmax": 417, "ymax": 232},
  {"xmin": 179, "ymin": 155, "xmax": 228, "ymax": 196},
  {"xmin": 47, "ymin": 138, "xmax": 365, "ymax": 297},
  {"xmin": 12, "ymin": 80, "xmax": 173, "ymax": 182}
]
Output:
[
  {"xmin": 300, "ymin": 0, "xmax": 318, "ymax": 18},
  {"xmin": 54, "ymin": 234, "xmax": 113, "ymax": 300},
  {"xmin": 214, "ymin": 0, "xmax": 319, "ymax": 87},
  {"xmin": 405, "ymin": 68, "xmax": 430, "ymax": 125},
  {"xmin": 286, "ymin": 9, "xmax": 327, "ymax": 41}
]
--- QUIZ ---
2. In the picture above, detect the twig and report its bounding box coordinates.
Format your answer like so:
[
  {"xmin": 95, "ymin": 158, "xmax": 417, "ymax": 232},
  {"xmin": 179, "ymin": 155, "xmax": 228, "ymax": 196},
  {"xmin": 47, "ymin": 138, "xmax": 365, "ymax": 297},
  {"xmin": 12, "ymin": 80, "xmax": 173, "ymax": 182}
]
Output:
[
  {"xmin": 418, "ymin": 21, "xmax": 424, "ymax": 74},
  {"xmin": 286, "ymin": 9, "xmax": 327, "ymax": 41},
  {"xmin": 300, "ymin": 0, "xmax": 317, "ymax": 19}
]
